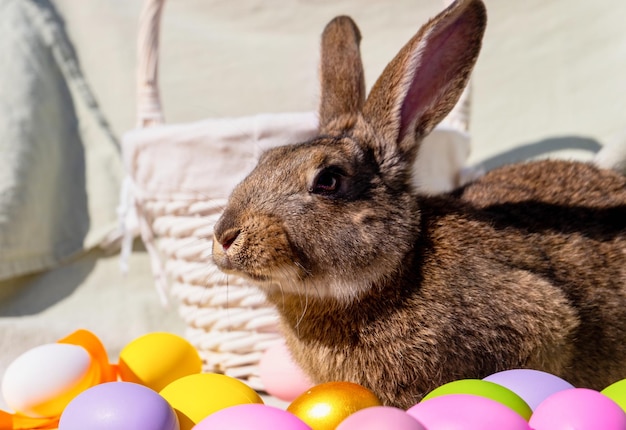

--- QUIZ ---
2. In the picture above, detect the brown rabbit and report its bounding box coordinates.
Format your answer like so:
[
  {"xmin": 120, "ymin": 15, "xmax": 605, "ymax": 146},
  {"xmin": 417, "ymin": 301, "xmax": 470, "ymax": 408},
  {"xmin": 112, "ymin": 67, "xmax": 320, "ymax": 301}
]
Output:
[{"xmin": 212, "ymin": 0, "xmax": 626, "ymax": 408}]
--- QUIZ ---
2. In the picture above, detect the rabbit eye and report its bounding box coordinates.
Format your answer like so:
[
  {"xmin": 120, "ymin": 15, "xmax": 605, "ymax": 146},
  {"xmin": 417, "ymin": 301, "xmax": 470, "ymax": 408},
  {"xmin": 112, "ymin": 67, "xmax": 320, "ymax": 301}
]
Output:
[{"xmin": 310, "ymin": 168, "xmax": 343, "ymax": 195}]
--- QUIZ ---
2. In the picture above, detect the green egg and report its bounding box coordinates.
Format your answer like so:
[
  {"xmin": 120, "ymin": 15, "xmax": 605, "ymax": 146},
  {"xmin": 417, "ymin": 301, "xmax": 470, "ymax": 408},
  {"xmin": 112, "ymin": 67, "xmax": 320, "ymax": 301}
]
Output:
[
  {"xmin": 601, "ymin": 379, "xmax": 626, "ymax": 413},
  {"xmin": 421, "ymin": 378, "xmax": 532, "ymax": 420}
]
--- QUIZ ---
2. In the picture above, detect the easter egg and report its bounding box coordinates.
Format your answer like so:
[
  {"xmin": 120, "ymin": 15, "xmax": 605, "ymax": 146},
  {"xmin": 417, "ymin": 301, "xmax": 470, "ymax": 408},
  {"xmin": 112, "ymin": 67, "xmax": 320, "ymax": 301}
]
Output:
[
  {"xmin": 336, "ymin": 406, "xmax": 426, "ymax": 430},
  {"xmin": 118, "ymin": 332, "xmax": 202, "ymax": 392},
  {"xmin": 58, "ymin": 382, "xmax": 179, "ymax": 430},
  {"xmin": 529, "ymin": 388, "xmax": 626, "ymax": 430},
  {"xmin": 422, "ymin": 378, "xmax": 532, "ymax": 419},
  {"xmin": 407, "ymin": 393, "xmax": 531, "ymax": 430},
  {"xmin": 192, "ymin": 403, "xmax": 311, "ymax": 429},
  {"xmin": 484, "ymin": 369, "xmax": 574, "ymax": 410},
  {"xmin": 287, "ymin": 381, "xmax": 382, "ymax": 430},
  {"xmin": 259, "ymin": 341, "xmax": 313, "ymax": 402},
  {"xmin": 57, "ymin": 329, "xmax": 117, "ymax": 383},
  {"xmin": 1, "ymin": 343, "xmax": 100, "ymax": 418},
  {"xmin": 159, "ymin": 373, "xmax": 263, "ymax": 430},
  {"xmin": 602, "ymin": 378, "xmax": 626, "ymax": 413}
]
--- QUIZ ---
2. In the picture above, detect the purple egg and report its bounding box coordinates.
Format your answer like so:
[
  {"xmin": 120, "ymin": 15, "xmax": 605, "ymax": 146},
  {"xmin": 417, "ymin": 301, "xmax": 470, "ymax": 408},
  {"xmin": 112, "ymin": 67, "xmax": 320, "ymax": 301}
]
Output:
[
  {"xmin": 483, "ymin": 369, "xmax": 574, "ymax": 410},
  {"xmin": 58, "ymin": 382, "xmax": 179, "ymax": 430},
  {"xmin": 407, "ymin": 394, "xmax": 531, "ymax": 430},
  {"xmin": 192, "ymin": 403, "xmax": 311, "ymax": 430},
  {"xmin": 529, "ymin": 388, "xmax": 626, "ymax": 430},
  {"xmin": 336, "ymin": 406, "xmax": 426, "ymax": 430}
]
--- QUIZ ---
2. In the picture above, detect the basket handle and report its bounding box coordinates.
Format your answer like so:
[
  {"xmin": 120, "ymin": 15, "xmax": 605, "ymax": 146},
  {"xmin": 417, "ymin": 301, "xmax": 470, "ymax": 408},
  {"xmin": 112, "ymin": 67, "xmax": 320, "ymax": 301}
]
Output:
[
  {"xmin": 133, "ymin": 0, "xmax": 469, "ymax": 132},
  {"xmin": 136, "ymin": 0, "xmax": 166, "ymax": 128}
]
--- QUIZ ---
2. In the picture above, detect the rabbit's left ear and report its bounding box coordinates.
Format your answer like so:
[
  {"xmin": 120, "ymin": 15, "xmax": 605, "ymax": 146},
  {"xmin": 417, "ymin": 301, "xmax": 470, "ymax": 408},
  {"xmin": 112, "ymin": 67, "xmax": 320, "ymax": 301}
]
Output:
[
  {"xmin": 363, "ymin": 0, "xmax": 486, "ymax": 163},
  {"xmin": 318, "ymin": 16, "xmax": 366, "ymax": 132}
]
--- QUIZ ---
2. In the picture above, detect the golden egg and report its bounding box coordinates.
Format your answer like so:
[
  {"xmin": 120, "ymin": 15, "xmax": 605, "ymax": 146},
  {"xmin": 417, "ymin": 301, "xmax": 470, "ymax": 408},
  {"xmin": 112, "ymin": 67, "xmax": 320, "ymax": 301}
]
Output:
[{"xmin": 287, "ymin": 381, "xmax": 382, "ymax": 430}]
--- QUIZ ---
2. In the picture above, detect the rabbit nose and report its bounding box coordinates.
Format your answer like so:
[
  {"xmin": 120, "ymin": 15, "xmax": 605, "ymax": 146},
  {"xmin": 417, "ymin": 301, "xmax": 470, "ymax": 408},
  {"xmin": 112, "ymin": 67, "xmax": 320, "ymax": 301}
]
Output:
[{"xmin": 216, "ymin": 228, "xmax": 240, "ymax": 251}]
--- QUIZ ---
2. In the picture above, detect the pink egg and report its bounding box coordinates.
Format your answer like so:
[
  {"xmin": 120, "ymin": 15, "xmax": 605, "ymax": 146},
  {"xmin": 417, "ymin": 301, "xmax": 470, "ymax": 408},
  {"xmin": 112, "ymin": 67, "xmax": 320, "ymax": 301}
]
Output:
[
  {"xmin": 529, "ymin": 388, "xmax": 626, "ymax": 430},
  {"xmin": 336, "ymin": 406, "xmax": 426, "ymax": 430},
  {"xmin": 259, "ymin": 341, "xmax": 313, "ymax": 401},
  {"xmin": 192, "ymin": 403, "xmax": 311, "ymax": 429},
  {"xmin": 407, "ymin": 394, "xmax": 531, "ymax": 430}
]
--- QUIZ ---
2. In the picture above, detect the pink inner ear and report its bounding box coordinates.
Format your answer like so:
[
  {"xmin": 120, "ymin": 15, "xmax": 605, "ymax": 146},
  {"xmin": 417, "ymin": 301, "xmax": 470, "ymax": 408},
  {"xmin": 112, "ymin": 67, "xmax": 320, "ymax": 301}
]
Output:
[{"xmin": 399, "ymin": 13, "xmax": 474, "ymax": 141}]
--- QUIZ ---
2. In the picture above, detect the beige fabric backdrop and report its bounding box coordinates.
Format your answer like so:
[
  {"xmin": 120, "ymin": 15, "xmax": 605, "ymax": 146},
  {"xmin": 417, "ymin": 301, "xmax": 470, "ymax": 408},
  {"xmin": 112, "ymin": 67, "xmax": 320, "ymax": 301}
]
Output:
[{"xmin": 55, "ymin": 0, "xmax": 626, "ymax": 161}]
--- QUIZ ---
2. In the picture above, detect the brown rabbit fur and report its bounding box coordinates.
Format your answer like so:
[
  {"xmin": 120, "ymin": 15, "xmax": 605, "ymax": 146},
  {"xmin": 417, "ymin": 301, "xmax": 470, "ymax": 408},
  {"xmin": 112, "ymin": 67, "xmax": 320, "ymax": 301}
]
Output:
[{"xmin": 212, "ymin": 0, "xmax": 626, "ymax": 408}]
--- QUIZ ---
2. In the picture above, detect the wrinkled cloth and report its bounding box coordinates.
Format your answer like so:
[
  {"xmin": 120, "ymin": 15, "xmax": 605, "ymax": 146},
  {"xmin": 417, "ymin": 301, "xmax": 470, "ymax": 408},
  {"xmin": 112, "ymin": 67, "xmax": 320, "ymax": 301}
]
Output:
[{"xmin": 0, "ymin": 0, "xmax": 123, "ymax": 281}]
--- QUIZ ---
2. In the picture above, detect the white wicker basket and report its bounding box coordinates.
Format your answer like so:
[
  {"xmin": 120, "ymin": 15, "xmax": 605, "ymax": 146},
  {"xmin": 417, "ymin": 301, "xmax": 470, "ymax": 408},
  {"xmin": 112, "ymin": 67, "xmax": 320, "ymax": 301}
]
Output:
[{"xmin": 122, "ymin": 0, "xmax": 472, "ymax": 391}]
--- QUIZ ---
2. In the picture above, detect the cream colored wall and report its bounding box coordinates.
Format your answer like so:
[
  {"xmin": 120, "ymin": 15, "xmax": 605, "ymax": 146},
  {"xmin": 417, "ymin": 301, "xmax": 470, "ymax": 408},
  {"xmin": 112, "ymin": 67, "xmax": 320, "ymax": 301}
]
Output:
[{"xmin": 54, "ymin": 0, "xmax": 626, "ymax": 164}]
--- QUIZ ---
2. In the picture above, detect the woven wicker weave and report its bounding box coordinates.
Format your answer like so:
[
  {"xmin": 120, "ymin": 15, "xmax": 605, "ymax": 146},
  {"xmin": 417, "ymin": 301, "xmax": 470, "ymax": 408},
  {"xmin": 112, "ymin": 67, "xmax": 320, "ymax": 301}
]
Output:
[{"xmin": 123, "ymin": 0, "xmax": 472, "ymax": 391}]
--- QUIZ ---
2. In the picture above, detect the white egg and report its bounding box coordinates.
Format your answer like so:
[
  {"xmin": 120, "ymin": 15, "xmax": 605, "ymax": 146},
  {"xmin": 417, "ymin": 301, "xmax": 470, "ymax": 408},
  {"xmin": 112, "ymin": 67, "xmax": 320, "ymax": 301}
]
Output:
[{"xmin": 2, "ymin": 343, "xmax": 98, "ymax": 418}]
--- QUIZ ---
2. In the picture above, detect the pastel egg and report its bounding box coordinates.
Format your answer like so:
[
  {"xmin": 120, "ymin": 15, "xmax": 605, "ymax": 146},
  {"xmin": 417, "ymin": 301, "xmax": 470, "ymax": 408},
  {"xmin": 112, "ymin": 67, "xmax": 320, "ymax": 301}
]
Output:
[
  {"xmin": 422, "ymin": 378, "xmax": 532, "ymax": 419},
  {"xmin": 58, "ymin": 382, "xmax": 179, "ymax": 430},
  {"xmin": 259, "ymin": 341, "xmax": 313, "ymax": 402},
  {"xmin": 602, "ymin": 378, "xmax": 626, "ymax": 413},
  {"xmin": 159, "ymin": 373, "xmax": 263, "ymax": 430},
  {"xmin": 484, "ymin": 369, "xmax": 574, "ymax": 410},
  {"xmin": 407, "ymin": 393, "xmax": 531, "ymax": 430},
  {"xmin": 287, "ymin": 381, "xmax": 382, "ymax": 430},
  {"xmin": 57, "ymin": 329, "xmax": 117, "ymax": 383},
  {"xmin": 192, "ymin": 403, "xmax": 311, "ymax": 429},
  {"xmin": 1, "ymin": 343, "xmax": 100, "ymax": 418},
  {"xmin": 118, "ymin": 332, "xmax": 202, "ymax": 392},
  {"xmin": 336, "ymin": 406, "xmax": 426, "ymax": 430},
  {"xmin": 529, "ymin": 388, "xmax": 626, "ymax": 430}
]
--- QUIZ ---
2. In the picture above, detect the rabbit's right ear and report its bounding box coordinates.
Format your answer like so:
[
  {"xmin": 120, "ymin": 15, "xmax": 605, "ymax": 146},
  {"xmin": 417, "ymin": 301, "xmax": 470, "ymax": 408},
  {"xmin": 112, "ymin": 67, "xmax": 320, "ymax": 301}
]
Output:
[
  {"xmin": 363, "ymin": 0, "xmax": 486, "ymax": 169},
  {"xmin": 318, "ymin": 16, "xmax": 366, "ymax": 132}
]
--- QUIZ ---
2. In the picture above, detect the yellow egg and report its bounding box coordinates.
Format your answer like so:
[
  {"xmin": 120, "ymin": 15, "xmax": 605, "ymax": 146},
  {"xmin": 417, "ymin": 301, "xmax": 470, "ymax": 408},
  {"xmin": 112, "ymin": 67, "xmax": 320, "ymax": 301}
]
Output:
[
  {"xmin": 1, "ymin": 343, "xmax": 100, "ymax": 418},
  {"xmin": 118, "ymin": 332, "xmax": 202, "ymax": 392},
  {"xmin": 159, "ymin": 372, "xmax": 264, "ymax": 430},
  {"xmin": 287, "ymin": 381, "xmax": 382, "ymax": 430}
]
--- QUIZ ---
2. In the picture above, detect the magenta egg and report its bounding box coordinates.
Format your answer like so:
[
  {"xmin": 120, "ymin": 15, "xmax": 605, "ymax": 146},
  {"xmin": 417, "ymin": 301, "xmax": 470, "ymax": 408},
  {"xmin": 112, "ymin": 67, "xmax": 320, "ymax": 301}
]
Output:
[
  {"xmin": 529, "ymin": 388, "xmax": 626, "ymax": 430},
  {"xmin": 192, "ymin": 403, "xmax": 311, "ymax": 430},
  {"xmin": 407, "ymin": 394, "xmax": 530, "ymax": 430},
  {"xmin": 336, "ymin": 406, "xmax": 426, "ymax": 430},
  {"xmin": 58, "ymin": 382, "xmax": 179, "ymax": 430}
]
